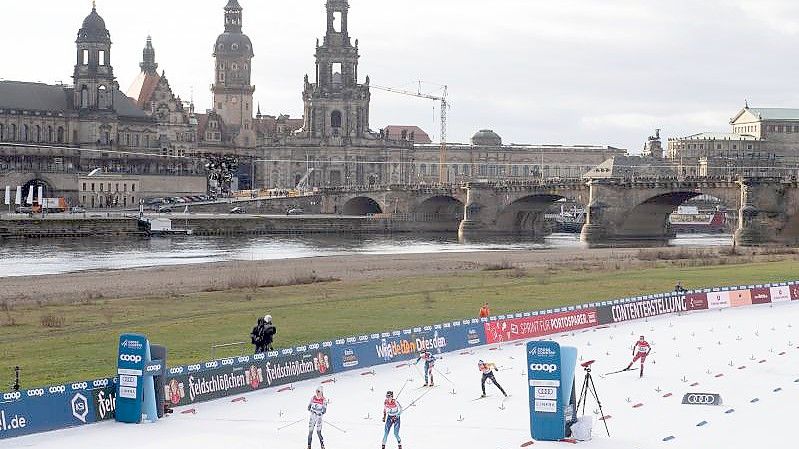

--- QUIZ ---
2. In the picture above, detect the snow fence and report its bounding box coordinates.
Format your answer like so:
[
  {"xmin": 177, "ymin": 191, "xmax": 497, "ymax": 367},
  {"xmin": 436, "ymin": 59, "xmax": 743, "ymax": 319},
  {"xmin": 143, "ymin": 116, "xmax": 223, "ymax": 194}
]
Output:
[{"xmin": 2, "ymin": 280, "xmax": 798, "ymax": 439}]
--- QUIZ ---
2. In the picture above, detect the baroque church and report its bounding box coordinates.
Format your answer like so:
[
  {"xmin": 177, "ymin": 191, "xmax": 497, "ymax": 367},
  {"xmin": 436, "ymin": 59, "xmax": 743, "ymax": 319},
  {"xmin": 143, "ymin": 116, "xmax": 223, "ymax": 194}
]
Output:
[{"xmin": 0, "ymin": 0, "xmax": 624, "ymax": 204}]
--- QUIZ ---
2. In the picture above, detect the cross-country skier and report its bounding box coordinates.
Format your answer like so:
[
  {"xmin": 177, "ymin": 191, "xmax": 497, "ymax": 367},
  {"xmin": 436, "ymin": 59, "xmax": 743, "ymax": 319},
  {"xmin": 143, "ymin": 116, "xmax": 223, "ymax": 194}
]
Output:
[
  {"xmin": 414, "ymin": 350, "xmax": 436, "ymax": 386},
  {"xmin": 625, "ymin": 335, "xmax": 651, "ymax": 377},
  {"xmin": 382, "ymin": 390, "xmax": 403, "ymax": 449},
  {"xmin": 478, "ymin": 360, "xmax": 507, "ymax": 398},
  {"xmin": 307, "ymin": 386, "xmax": 328, "ymax": 449}
]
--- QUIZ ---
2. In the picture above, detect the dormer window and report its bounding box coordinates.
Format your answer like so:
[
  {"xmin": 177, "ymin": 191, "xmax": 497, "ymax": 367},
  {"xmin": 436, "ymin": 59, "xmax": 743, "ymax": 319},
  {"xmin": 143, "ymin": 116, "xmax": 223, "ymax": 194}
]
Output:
[{"xmin": 231, "ymin": 43, "xmax": 239, "ymax": 51}]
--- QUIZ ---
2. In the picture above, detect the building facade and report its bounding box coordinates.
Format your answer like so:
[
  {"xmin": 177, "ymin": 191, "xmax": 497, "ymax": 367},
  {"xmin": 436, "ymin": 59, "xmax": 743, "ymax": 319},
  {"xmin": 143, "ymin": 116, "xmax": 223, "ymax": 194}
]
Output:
[
  {"xmin": 1, "ymin": 0, "xmax": 627, "ymax": 207},
  {"xmin": 668, "ymin": 106, "xmax": 799, "ymax": 177}
]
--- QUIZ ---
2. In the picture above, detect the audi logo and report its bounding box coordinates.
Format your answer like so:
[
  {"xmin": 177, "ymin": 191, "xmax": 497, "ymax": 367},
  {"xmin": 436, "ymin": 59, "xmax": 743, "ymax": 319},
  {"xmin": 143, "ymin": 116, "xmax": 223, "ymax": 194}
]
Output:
[
  {"xmin": 530, "ymin": 363, "xmax": 558, "ymax": 373},
  {"xmin": 682, "ymin": 393, "xmax": 721, "ymax": 405},
  {"xmin": 120, "ymin": 354, "xmax": 143, "ymax": 363}
]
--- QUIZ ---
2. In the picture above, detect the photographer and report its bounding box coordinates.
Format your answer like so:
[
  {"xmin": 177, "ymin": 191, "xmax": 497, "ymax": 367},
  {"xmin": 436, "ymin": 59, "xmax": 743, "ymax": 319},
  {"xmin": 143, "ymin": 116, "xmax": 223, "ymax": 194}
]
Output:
[
  {"xmin": 262, "ymin": 314, "xmax": 277, "ymax": 351},
  {"xmin": 251, "ymin": 316, "xmax": 266, "ymax": 353}
]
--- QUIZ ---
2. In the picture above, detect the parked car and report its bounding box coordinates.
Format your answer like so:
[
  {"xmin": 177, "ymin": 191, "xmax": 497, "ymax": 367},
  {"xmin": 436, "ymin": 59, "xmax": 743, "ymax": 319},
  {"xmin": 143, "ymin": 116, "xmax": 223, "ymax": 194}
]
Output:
[
  {"xmin": 286, "ymin": 208, "xmax": 305, "ymax": 215},
  {"xmin": 70, "ymin": 206, "xmax": 86, "ymax": 213},
  {"xmin": 230, "ymin": 207, "xmax": 246, "ymax": 214},
  {"xmin": 157, "ymin": 206, "xmax": 173, "ymax": 214}
]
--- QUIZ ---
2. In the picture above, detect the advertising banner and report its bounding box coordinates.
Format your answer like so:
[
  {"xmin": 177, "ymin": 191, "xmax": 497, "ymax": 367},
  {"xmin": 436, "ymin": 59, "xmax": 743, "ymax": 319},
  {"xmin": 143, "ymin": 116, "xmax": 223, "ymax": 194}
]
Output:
[
  {"xmin": 707, "ymin": 291, "xmax": 731, "ymax": 309},
  {"xmin": 685, "ymin": 293, "xmax": 709, "ymax": 311},
  {"xmin": 750, "ymin": 288, "xmax": 771, "ymax": 305},
  {"xmin": 330, "ymin": 321, "xmax": 485, "ymax": 372},
  {"xmin": 597, "ymin": 296, "xmax": 687, "ymax": 325},
  {"xmin": 729, "ymin": 289, "xmax": 752, "ymax": 307},
  {"xmin": 92, "ymin": 385, "xmax": 116, "ymax": 422},
  {"xmin": 770, "ymin": 286, "xmax": 791, "ymax": 303},
  {"xmin": 165, "ymin": 349, "xmax": 332, "ymax": 407},
  {"xmin": 790, "ymin": 284, "xmax": 799, "ymax": 300},
  {"xmin": 485, "ymin": 309, "xmax": 597, "ymax": 344},
  {"xmin": 0, "ymin": 386, "xmax": 102, "ymax": 440}
]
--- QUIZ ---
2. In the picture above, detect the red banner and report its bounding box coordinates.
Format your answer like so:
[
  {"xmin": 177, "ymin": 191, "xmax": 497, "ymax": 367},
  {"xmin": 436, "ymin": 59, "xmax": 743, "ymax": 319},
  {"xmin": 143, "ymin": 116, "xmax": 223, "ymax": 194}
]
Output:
[
  {"xmin": 685, "ymin": 293, "xmax": 709, "ymax": 311},
  {"xmin": 484, "ymin": 309, "xmax": 598, "ymax": 344},
  {"xmin": 750, "ymin": 288, "xmax": 771, "ymax": 305},
  {"xmin": 791, "ymin": 284, "xmax": 799, "ymax": 301}
]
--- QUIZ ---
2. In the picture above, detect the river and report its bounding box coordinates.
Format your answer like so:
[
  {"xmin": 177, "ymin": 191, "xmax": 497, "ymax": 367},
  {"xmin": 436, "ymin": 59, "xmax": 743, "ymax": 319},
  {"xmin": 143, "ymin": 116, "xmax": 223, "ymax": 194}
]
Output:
[{"xmin": 0, "ymin": 233, "xmax": 733, "ymax": 278}]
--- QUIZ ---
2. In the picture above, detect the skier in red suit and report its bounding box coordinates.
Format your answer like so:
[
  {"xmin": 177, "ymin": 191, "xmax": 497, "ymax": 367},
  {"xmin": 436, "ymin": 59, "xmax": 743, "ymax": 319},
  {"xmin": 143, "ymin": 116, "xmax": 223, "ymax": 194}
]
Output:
[{"xmin": 625, "ymin": 335, "xmax": 651, "ymax": 377}]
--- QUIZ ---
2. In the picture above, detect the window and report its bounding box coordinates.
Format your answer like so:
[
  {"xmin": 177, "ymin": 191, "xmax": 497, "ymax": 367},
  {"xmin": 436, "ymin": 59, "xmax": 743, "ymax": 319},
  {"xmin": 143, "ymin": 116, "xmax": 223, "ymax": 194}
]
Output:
[
  {"xmin": 231, "ymin": 43, "xmax": 239, "ymax": 51},
  {"xmin": 98, "ymin": 50, "xmax": 106, "ymax": 66},
  {"xmin": 331, "ymin": 110, "xmax": 342, "ymax": 128},
  {"xmin": 717, "ymin": 144, "xmax": 722, "ymax": 149},
  {"xmin": 0, "ymin": 124, "xmax": 3, "ymax": 140},
  {"xmin": 22, "ymin": 124, "xmax": 28, "ymax": 141},
  {"xmin": 91, "ymin": 183, "xmax": 95, "ymax": 191},
  {"xmin": 747, "ymin": 144, "xmax": 753, "ymax": 150},
  {"xmin": 36, "ymin": 125, "xmax": 41, "ymax": 142},
  {"xmin": 80, "ymin": 86, "xmax": 89, "ymax": 108},
  {"xmin": 57, "ymin": 127, "xmax": 64, "ymax": 143},
  {"xmin": 132, "ymin": 184, "xmax": 135, "ymax": 192},
  {"xmin": 48, "ymin": 126, "xmax": 53, "ymax": 142},
  {"xmin": 99, "ymin": 183, "xmax": 103, "ymax": 192},
  {"xmin": 778, "ymin": 125, "xmax": 784, "ymax": 132},
  {"xmin": 82, "ymin": 49, "xmax": 89, "ymax": 65},
  {"xmin": 332, "ymin": 11, "xmax": 342, "ymax": 32},
  {"xmin": 82, "ymin": 183, "xmax": 86, "ymax": 191},
  {"xmin": 115, "ymin": 183, "xmax": 119, "ymax": 192},
  {"xmin": 420, "ymin": 164, "xmax": 427, "ymax": 176},
  {"xmin": 232, "ymin": 63, "xmax": 238, "ymax": 71}
]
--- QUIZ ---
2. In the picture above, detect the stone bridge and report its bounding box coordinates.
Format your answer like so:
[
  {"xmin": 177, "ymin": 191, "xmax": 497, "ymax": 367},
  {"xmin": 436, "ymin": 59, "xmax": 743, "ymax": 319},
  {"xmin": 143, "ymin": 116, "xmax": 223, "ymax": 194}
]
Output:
[{"xmin": 320, "ymin": 176, "xmax": 799, "ymax": 245}]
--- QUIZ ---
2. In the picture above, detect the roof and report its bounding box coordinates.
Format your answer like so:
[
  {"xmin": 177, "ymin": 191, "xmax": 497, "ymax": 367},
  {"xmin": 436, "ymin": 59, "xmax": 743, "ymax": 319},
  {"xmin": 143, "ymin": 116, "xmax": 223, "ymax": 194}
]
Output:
[
  {"xmin": 675, "ymin": 132, "xmax": 758, "ymax": 141},
  {"xmin": 0, "ymin": 81, "xmax": 70, "ymax": 112},
  {"xmin": 731, "ymin": 106, "xmax": 799, "ymax": 124},
  {"xmin": 125, "ymin": 71, "xmax": 161, "ymax": 109},
  {"xmin": 384, "ymin": 125, "xmax": 432, "ymax": 144},
  {"xmin": 583, "ymin": 155, "xmax": 677, "ymax": 180},
  {"xmin": 112, "ymin": 90, "xmax": 149, "ymax": 119}
]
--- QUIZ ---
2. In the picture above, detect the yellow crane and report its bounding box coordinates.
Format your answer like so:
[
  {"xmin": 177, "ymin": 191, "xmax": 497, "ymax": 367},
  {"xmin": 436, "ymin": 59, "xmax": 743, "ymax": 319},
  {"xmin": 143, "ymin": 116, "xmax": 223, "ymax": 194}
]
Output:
[{"xmin": 371, "ymin": 82, "xmax": 449, "ymax": 184}]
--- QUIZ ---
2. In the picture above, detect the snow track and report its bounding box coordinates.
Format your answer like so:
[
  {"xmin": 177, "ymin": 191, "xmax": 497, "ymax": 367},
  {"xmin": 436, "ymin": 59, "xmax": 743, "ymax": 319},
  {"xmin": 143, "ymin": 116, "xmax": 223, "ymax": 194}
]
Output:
[{"xmin": 6, "ymin": 302, "xmax": 799, "ymax": 448}]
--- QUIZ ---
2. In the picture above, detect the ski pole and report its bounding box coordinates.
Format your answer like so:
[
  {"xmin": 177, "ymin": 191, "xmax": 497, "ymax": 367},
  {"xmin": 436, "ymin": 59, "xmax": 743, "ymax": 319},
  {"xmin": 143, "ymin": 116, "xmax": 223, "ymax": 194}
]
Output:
[
  {"xmin": 400, "ymin": 385, "xmax": 436, "ymax": 415},
  {"xmin": 324, "ymin": 419, "xmax": 348, "ymax": 433},
  {"xmin": 433, "ymin": 367, "xmax": 456, "ymax": 386},
  {"xmin": 276, "ymin": 417, "xmax": 304, "ymax": 431},
  {"xmin": 395, "ymin": 378, "xmax": 411, "ymax": 399}
]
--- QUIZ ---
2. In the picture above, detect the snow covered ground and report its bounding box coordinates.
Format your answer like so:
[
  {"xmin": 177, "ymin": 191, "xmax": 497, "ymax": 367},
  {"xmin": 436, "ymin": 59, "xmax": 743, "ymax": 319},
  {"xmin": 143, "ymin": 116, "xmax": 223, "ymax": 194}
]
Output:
[{"xmin": 7, "ymin": 301, "xmax": 799, "ymax": 449}]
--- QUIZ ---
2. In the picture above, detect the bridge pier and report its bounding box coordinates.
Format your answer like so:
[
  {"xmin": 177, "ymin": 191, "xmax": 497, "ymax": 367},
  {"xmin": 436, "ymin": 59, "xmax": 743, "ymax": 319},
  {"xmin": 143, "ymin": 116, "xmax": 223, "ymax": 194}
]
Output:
[{"xmin": 733, "ymin": 179, "xmax": 799, "ymax": 246}]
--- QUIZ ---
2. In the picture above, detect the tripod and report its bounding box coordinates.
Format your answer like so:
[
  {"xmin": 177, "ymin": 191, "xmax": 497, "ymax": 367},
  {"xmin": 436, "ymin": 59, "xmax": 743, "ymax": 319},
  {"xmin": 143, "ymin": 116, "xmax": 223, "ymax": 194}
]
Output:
[{"xmin": 576, "ymin": 362, "xmax": 610, "ymax": 437}]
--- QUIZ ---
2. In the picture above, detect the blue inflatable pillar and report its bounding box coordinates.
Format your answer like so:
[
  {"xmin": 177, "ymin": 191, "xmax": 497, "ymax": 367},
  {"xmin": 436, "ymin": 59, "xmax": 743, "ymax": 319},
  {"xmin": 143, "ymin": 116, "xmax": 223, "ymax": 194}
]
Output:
[
  {"xmin": 526, "ymin": 341, "xmax": 578, "ymax": 441},
  {"xmin": 116, "ymin": 334, "xmax": 164, "ymax": 424}
]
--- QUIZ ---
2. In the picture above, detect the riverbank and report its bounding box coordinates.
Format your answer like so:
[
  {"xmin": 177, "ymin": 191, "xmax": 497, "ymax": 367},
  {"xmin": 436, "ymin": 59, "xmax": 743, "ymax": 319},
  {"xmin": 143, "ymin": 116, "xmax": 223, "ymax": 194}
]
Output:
[
  {"xmin": 0, "ymin": 245, "xmax": 795, "ymax": 305},
  {"xmin": 0, "ymin": 254, "xmax": 797, "ymax": 387}
]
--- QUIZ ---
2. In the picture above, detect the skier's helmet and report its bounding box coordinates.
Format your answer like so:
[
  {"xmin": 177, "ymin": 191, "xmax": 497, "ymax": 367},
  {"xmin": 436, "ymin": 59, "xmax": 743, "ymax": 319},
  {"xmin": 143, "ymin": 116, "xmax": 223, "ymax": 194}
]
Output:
[
  {"xmin": 316, "ymin": 386, "xmax": 324, "ymax": 396},
  {"xmin": 386, "ymin": 390, "xmax": 394, "ymax": 398},
  {"xmin": 639, "ymin": 335, "xmax": 645, "ymax": 340},
  {"xmin": 265, "ymin": 314, "xmax": 272, "ymax": 323}
]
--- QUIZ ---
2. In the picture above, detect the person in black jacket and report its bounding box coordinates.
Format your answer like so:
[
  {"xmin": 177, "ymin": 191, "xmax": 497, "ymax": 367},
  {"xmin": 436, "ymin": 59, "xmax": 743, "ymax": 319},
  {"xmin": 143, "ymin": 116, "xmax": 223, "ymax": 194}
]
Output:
[
  {"xmin": 262, "ymin": 314, "xmax": 277, "ymax": 351},
  {"xmin": 251, "ymin": 316, "xmax": 266, "ymax": 353}
]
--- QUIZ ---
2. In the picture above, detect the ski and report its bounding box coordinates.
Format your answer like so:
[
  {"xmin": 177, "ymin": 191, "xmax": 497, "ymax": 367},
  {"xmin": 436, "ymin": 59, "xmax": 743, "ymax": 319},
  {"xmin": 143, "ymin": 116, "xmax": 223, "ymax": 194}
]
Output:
[
  {"xmin": 603, "ymin": 367, "xmax": 633, "ymax": 376},
  {"xmin": 472, "ymin": 395, "xmax": 491, "ymax": 401}
]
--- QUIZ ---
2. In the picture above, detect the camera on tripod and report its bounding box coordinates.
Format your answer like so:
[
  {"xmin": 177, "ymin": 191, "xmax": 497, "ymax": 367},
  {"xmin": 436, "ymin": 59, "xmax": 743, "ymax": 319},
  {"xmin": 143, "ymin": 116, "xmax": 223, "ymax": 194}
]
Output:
[{"xmin": 580, "ymin": 360, "xmax": 595, "ymax": 370}]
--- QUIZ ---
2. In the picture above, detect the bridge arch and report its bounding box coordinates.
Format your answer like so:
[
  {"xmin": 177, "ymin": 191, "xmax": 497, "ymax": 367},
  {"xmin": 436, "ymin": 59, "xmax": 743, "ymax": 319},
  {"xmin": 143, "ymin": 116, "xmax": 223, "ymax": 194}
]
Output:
[
  {"xmin": 342, "ymin": 196, "xmax": 383, "ymax": 216},
  {"xmin": 20, "ymin": 178, "xmax": 54, "ymax": 199},
  {"xmin": 495, "ymin": 193, "xmax": 566, "ymax": 234},
  {"xmin": 412, "ymin": 195, "xmax": 464, "ymax": 222}
]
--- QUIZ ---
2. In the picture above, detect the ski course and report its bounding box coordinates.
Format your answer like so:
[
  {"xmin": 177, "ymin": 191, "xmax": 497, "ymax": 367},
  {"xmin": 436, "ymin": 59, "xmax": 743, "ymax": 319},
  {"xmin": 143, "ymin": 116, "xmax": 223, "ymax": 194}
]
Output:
[{"xmin": 4, "ymin": 301, "xmax": 798, "ymax": 448}]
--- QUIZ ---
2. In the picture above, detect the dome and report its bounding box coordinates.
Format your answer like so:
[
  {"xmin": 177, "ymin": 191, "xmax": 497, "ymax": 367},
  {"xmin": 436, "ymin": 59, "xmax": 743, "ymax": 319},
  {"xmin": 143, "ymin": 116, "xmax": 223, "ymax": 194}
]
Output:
[
  {"xmin": 214, "ymin": 32, "xmax": 254, "ymax": 57},
  {"xmin": 77, "ymin": 6, "xmax": 110, "ymax": 43},
  {"xmin": 471, "ymin": 129, "xmax": 502, "ymax": 146}
]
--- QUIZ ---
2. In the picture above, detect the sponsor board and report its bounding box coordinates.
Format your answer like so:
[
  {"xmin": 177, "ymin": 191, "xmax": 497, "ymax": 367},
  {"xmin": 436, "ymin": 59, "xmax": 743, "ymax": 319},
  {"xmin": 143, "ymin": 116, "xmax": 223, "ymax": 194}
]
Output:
[
  {"xmin": 750, "ymin": 287, "xmax": 771, "ymax": 305},
  {"xmin": 165, "ymin": 349, "xmax": 332, "ymax": 407},
  {"xmin": 729, "ymin": 289, "xmax": 752, "ymax": 307},
  {"xmin": 770, "ymin": 286, "xmax": 791, "ymax": 303},
  {"xmin": 598, "ymin": 296, "xmax": 687, "ymax": 324},
  {"xmin": 0, "ymin": 385, "xmax": 107, "ymax": 440},
  {"xmin": 685, "ymin": 293, "xmax": 709, "ymax": 311},
  {"xmin": 330, "ymin": 322, "xmax": 485, "ymax": 372},
  {"xmin": 92, "ymin": 387, "xmax": 116, "ymax": 421},
  {"xmin": 486, "ymin": 309, "xmax": 597, "ymax": 344},
  {"xmin": 681, "ymin": 392, "xmax": 723, "ymax": 406},
  {"xmin": 790, "ymin": 284, "xmax": 799, "ymax": 300},
  {"xmin": 707, "ymin": 291, "xmax": 731, "ymax": 309}
]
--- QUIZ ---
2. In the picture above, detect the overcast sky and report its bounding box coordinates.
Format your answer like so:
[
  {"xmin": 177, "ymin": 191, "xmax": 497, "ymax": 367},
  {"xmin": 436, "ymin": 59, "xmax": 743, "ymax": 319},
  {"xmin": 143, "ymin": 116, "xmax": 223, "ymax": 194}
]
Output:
[{"xmin": 4, "ymin": 0, "xmax": 799, "ymax": 152}]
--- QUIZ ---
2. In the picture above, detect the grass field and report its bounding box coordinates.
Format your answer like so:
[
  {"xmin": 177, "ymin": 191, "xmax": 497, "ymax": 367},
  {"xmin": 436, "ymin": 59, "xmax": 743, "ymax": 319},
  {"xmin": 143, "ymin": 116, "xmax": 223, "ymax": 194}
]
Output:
[{"xmin": 1, "ymin": 260, "xmax": 797, "ymax": 389}]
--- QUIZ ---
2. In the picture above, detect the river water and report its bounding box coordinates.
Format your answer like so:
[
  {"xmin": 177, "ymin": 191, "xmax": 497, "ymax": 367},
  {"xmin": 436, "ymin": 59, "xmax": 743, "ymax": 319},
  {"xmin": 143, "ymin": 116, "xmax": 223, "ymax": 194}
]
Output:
[{"xmin": 0, "ymin": 233, "xmax": 733, "ymax": 278}]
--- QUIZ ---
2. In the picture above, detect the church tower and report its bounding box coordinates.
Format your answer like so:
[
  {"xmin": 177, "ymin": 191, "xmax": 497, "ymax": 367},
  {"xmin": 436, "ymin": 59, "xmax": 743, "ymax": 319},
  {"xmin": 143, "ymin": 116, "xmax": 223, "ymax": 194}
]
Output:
[
  {"xmin": 212, "ymin": 0, "xmax": 256, "ymax": 147},
  {"xmin": 73, "ymin": 2, "xmax": 116, "ymax": 112},
  {"xmin": 303, "ymin": 0, "xmax": 371, "ymax": 140},
  {"xmin": 140, "ymin": 36, "xmax": 158, "ymax": 75}
]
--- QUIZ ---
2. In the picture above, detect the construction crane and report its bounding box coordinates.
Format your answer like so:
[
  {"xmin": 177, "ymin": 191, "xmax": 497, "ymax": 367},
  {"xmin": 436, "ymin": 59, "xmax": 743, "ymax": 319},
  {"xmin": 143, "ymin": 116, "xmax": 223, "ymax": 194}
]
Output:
[{"xmin": 371, "ymin": 82, "xmax": 449, "ymax": 184}]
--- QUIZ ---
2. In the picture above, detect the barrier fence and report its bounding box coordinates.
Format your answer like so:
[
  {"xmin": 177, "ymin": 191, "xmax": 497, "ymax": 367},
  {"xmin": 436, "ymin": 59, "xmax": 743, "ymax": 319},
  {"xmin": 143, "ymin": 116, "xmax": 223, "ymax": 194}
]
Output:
[{"xmin": 2, "ymin": 280, "xmax": 798, "ymax": 440}]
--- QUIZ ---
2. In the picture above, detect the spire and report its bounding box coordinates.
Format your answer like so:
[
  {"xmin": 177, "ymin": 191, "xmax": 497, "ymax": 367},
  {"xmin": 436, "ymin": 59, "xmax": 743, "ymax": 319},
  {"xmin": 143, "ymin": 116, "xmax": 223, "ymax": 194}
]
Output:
[
  {"xmin": 140, "ymin": 35, "xmax": 158, "ymax": 74},
  {"xmin": 224, "ymin": 0, "xmax": 243, "ymax": 32},
  {"xmin": 256, "ymin": 102, "xmax": 262, "ymax": 119}
]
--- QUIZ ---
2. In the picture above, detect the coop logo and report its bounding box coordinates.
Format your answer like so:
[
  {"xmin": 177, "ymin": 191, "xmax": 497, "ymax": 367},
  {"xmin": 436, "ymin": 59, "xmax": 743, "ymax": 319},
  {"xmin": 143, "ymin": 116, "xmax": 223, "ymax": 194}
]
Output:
[
  {"xmin": 119, "ymin": 354, "xmax": 143, "ymax": 363},
  {"xmin": 529, "ymin": 363, "xmax": 558, "ymax": 373},
  {"xmin": 71, "ymin": 393, "xmax": 89, "ymax": 423},
  {"xmin": 120, "ymin": 339, "xmax": 143, "ymax": 351},
  {"xmin": 681, "ymin": 393, "xmax": 722, "ymax": 406}
]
